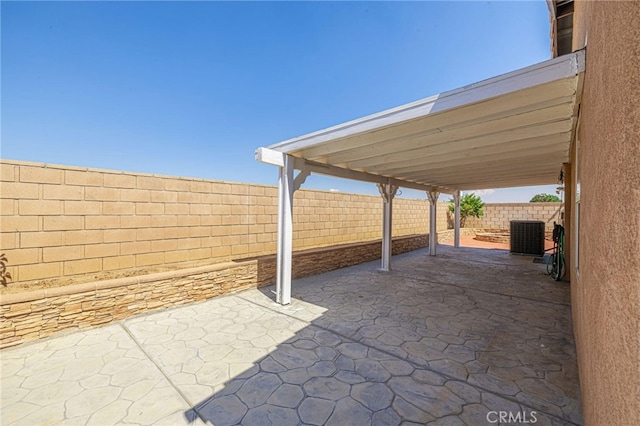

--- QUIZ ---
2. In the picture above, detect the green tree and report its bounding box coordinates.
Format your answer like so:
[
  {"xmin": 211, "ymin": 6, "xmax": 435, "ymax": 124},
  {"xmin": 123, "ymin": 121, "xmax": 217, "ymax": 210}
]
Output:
[
  {"xmin": 448, "ymin": 193, "xmax": 485, "ymax": 227},
  {"xmin": 530, "ymin": 193, "xmax": 561, "ymax": 202}
]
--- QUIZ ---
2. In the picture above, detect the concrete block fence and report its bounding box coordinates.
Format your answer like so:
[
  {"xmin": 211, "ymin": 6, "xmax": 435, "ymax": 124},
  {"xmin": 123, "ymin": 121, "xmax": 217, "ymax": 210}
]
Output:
[
  {"xmin": 0, "ymin": 159, "xmax": 560, "ymax": 347},
  {"xmin": 0, "ymin": 160, "xmax": 447, "ymax": 284},
  {"xmin": 464, "ymin": 202, "xmax": 561, "ymax": 231}
]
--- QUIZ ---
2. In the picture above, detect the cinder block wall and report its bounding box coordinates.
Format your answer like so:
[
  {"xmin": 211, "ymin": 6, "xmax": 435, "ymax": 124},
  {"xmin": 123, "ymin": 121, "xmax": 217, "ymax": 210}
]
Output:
[
  {"xmin": 464, "ymin": 203, "xmax": 562, "ymax": 231},
  {"xmin": 0, "ymin": 160, "xmax": 448, "ymax": 284}
]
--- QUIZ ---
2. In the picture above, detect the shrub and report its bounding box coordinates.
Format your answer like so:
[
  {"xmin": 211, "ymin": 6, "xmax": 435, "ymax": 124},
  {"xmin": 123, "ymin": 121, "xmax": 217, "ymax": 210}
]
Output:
[
  {"xmin": 530, "ymin": 193, "xmax": 561, "ymax": 202},
  {"xmin": 449, "ymin": 193, "xmax": 485, "ymax": 227}
]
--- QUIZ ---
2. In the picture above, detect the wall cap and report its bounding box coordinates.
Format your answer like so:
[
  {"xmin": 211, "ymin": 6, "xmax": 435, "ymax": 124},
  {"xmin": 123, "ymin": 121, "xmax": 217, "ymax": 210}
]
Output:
[{"xmin": 0, "ymin": 234, "xmax": 431, "ymax": 306}]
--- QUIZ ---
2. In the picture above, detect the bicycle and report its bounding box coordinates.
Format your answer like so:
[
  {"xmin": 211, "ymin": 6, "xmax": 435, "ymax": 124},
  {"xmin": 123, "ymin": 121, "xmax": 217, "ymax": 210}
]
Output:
[{"xmin": 546, "ymin": 222, "xmax": 565, "ymax": 281}]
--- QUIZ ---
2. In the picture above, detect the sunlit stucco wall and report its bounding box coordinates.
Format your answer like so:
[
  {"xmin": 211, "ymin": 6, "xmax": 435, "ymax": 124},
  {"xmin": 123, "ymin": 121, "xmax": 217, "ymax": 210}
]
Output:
[{"xmin": 570, "ymin": 2, "xmax": 640, "ymax": 424}]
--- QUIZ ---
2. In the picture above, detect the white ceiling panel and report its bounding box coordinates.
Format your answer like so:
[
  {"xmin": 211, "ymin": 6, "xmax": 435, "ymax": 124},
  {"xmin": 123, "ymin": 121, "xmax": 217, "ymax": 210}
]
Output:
[{"xmin": 258, "ymin": 50, "xmax": 584, "ymax": 194}]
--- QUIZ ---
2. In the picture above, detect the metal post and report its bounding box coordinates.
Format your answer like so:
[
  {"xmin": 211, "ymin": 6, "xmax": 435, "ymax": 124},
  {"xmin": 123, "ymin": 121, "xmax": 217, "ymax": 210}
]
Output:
[
  {"xmin": 378, "ymin": 183, "xmax": 398, "ymax": 271},
  {"xmin": 454, "ymin": 190, "xmax": 461, "ymax": 248},
  {"xmin": 276, "ymin": 155, "xmax": 294, "ymax": 305},
  {"xmin": 428, "ymin": 190, "xmax": 440, "ymax": 256}
]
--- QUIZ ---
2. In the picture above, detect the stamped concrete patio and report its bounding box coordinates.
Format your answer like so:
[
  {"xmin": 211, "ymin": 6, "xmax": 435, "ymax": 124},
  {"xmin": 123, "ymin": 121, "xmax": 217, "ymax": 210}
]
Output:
[{"xmin": 0, "ymin": 245, "xmax": 582, "ymax": 425}]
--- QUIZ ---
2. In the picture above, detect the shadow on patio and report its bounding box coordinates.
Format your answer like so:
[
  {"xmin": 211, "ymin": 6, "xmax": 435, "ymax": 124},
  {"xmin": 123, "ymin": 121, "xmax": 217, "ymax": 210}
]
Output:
[
  {"xmin": 131, "ymin": 245, "xmax": 581, "ymax": 425},
  {"xmin": 0, "ymin": 245, "xmax": 581, "ymax": 425}
]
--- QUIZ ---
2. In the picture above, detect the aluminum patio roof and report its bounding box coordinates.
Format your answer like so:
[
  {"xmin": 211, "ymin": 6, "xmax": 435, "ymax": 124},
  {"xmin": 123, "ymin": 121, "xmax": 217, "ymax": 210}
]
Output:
[{"xmin": 257, "ymin": 50, "xmax": 585, "ymax": 194}]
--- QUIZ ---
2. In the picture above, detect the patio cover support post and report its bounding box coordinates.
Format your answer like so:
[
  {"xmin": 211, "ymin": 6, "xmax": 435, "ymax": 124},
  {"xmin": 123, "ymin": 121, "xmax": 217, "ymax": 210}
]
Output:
[
  {"xmin": 428, "ymin": 190, "xmax": 440, "ymax": 256},
  {"xmin": 276, "ymin": 155, "xmax": 295, "ymax": 305},
  {"xmin": 453, "ymin": 191, "xmax": 461, "ymax": 248},
  {"xmin": 377, "ymin": 182, "xmax": 398, "ymax": 271}
]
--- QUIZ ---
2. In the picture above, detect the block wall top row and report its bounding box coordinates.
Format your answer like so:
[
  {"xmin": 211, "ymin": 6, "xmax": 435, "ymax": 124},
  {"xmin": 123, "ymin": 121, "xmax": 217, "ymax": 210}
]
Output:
[
  {"xmin": 0, "ymin": 159, "xmax": 448, "ymax": 203},
  {"xmin": 482, "ymin": 202, "xmax": 562, "ymax": 207}
]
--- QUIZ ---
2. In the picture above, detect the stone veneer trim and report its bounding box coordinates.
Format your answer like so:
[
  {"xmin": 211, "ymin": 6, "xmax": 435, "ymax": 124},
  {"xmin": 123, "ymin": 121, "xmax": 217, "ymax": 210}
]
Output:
[{"xmin": 0, "ymin": 234, "xmax": 429, "ymax": 348}]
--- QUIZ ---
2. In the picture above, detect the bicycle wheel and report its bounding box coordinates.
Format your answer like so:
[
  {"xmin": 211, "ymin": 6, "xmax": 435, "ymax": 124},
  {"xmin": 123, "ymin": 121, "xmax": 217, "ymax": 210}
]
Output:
[
  {"xmin": 549, "ymin": 254, "xmax": 562, "ymax": 281},
  {"xmin": 547, "ymin": 253, "xmax": 557, "ymax": 275},
  {"xmin": 555, "ymin": 254, "xmax": 566, "ymax": 281},
  {"xmin": 553, "ymin": 229, "xmax": 566, "ymax": 281}
]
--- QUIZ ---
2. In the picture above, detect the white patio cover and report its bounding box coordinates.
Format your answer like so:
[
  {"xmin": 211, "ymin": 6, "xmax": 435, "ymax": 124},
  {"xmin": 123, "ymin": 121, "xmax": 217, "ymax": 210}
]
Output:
[{"xmin": 256, "ymin": 50, "xmax": 585, "ymax": 304}]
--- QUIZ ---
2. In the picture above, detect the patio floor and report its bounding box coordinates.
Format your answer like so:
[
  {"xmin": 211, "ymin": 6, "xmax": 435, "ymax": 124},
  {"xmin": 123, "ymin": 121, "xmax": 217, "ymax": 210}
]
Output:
[{"xmin": 0, "ymin": 245, "xmax": 582, "ymax": 425}]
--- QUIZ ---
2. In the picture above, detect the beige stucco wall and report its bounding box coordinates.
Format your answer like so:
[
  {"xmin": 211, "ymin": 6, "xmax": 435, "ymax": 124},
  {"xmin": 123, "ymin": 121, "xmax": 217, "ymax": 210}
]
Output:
[
  {"xmin": 0, "ymin": 159, "xmax": 448, "ymax": 284},
  {"xmin": 570, "ymin": 2, "xmax": 640, "ymax": 424}
]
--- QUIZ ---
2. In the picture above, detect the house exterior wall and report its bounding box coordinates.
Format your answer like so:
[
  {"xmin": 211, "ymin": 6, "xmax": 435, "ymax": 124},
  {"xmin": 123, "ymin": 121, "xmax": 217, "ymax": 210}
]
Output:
[{"xmin": 570, "ymin": 2, "xmax": 640, "ymax": 424}]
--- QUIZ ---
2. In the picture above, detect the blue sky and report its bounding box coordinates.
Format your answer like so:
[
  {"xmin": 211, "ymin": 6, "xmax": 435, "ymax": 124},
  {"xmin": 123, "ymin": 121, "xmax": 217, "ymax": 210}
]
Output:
[{"xmin": 1, "ymin": 1, "xmax": 558, "ymax": 202}]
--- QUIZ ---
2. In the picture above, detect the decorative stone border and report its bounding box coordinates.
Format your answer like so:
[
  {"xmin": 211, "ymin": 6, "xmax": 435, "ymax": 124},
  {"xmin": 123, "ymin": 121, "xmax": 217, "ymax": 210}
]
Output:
[
  {"xmin": 474, "ymin": 230, "xmax": 510, "ymax": 244},
  {"xmin": 0, "ymin": 234, "xmax": 428, "ymax": 348}
]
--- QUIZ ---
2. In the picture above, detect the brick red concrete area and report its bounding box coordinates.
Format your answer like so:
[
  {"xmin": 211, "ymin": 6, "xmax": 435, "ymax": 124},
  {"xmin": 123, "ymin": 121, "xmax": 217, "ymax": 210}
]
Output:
[{"xmin": 442, "ymin": 235, "xmax": 555, "ymax": 252}]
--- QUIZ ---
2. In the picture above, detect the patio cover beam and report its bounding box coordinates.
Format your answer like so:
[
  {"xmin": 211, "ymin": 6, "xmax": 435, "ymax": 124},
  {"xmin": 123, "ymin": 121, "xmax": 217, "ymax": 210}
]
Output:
[{"xmin": 256, "ymin": 148, "xmax": 454, "ymax": 194}]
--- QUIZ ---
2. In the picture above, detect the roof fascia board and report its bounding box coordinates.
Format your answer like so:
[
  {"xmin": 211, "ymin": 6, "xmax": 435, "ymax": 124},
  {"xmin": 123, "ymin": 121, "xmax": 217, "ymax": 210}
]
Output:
[{"xmin": 266, "ymin": 50, "xmax": 585, "ymax": 154}]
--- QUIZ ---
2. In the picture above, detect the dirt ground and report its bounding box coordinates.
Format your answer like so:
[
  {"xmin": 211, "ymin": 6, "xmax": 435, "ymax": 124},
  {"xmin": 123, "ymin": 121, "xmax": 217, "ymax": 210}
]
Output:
[{"xmin": 442, "ymin": 235, "xmax": 555, "ymax": 251}]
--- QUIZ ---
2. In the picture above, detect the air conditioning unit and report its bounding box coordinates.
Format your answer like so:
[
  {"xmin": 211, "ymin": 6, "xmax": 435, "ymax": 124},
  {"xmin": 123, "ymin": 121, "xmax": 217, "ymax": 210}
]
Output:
[{"xmin": 510, "ymin": 220, "xmax": 545, "ymax": 256}]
